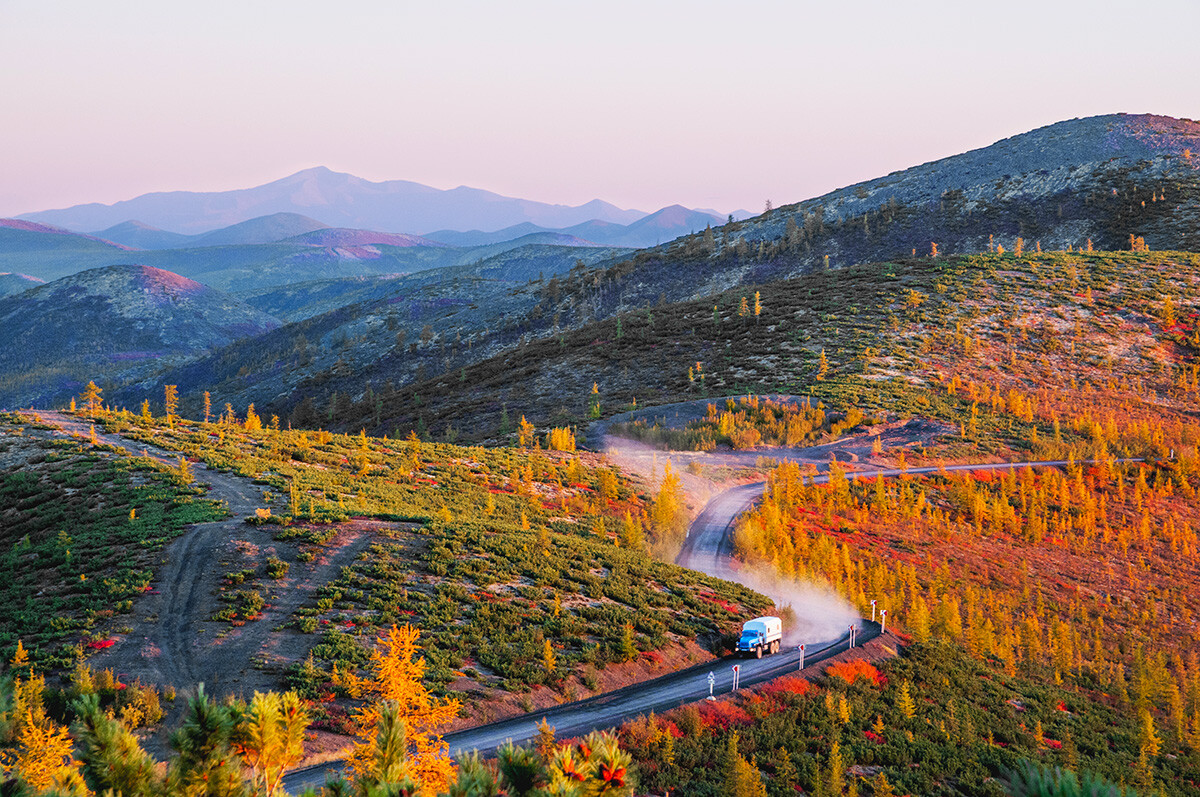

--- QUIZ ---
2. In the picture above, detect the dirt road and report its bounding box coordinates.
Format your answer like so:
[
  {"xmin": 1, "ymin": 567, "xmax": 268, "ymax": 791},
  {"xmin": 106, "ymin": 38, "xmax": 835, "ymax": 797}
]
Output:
[{"xmin": 28, "ymin": 412, "xmax": 376, "ymax": 745}]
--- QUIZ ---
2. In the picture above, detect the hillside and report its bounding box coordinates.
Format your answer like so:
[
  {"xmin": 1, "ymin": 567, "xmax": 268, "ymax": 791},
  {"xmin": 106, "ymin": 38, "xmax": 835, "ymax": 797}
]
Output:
[
  {"xmin": 94, "ymin": 115, "xmax": 1200, "ymax": 427},
  {"xmin": 111, "ymin": 242, "xmax": 632, "ymax": 418},
  {"xmin": 314, "ymin": 250, "xmax": 1198, "ymax": 447},
  {"xmin": 0, "ymin": 265, "xmax": 280, "ymax": 407},
  {"xmin": 0, "ymin": 272, "xmax": 43, "ymax": 297},
  {"xmin": 0, "ymin": 219, "xmax": 134, "ymax": 281},
  {"xmin": 560, "ymin": 114, "xmax": 1200, "ymax": 314},
  {"xmin": 189, "ymin": 211, "xmax": 330, "ymax": 247}
]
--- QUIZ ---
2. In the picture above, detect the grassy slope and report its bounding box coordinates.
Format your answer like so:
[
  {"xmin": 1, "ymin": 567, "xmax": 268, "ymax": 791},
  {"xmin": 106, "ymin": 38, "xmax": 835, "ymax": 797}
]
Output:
[
  {"xmin": 620, "ymin": 640, "xmax": 1198, "ymax": 796},
  {"xmin": 335, "ymin": 251, "xmax": 1198, "ymax": 448},
  {"xmin": 0, "ymin": 414, "xmax": 226, "ymax": 668},
  {"xmin": 87, "ymin": 413, "xmax": 771, "ymax": 706}
]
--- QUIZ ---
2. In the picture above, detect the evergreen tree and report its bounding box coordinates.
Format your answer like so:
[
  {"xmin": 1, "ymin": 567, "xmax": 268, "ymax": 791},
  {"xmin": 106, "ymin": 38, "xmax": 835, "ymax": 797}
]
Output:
[
  {"xmin": 71, "ymin": 693, "xmax": 157, "ymax": 797},
  {"xmin": 167, "ymin": 685, "xmax": 246, "ymax": 797}
]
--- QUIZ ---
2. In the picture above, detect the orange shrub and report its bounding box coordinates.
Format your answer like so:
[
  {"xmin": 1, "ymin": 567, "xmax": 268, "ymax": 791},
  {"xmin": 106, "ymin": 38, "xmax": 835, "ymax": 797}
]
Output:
[{"xmin": 825, "ymin": 659, "xmax": 885, "ymax": 686}]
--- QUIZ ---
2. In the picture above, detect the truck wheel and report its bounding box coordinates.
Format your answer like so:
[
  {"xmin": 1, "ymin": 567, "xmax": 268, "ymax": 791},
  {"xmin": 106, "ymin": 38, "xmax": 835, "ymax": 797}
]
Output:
[
  {"xmin": 771, "ymin": 641, "xmax": 779, "ymax": 654},
  {"xmin": 755, "ymin": 646, "xmax": 763, "ymax": 659}
]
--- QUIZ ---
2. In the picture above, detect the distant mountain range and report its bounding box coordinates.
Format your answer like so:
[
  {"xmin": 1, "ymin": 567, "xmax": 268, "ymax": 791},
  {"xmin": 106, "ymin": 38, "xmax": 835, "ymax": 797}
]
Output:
[
  {"xmin": 7, "ymin": 112, "xmax": 1200, "ymax": 429},
  {"xmin": 425, "ymin": 205, "xmax": 729, "ymax": 248},
  {"xmin": 89, "ymin": 213, "xmax": 442, "ymax": 251},
  {"xmin": 0, "ymin": 211, "xmax": 634, "ymax": 292},
  {"xmin": 18, "ymin": 166, "xmax": 726, "ymax": 238}
]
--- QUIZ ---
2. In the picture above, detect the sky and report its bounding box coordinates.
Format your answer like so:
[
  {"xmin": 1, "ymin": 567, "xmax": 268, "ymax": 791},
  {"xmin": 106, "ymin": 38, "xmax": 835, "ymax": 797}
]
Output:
[{"xmin": 2, "ymin": 0, "xmax": 1198, "ymax": 219}]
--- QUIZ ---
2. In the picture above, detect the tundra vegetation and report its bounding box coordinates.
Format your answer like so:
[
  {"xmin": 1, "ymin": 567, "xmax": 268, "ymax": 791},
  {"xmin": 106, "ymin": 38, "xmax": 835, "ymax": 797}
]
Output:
[{"xmin": 3, "ymin": 246, "xmax": 1200, "ymax": 794}]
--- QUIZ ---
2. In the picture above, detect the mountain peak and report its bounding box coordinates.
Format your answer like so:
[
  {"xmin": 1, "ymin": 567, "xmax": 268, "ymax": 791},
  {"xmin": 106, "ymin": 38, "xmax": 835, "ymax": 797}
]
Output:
[{"xmin": 18, "ymin": 170, "xmax": 655, "ymax": 236}]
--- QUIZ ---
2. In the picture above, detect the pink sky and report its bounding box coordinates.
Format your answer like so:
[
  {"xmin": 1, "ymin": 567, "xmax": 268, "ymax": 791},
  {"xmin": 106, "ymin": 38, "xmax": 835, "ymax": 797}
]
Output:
[{"xmin": 2, "ymin": 0, "xmax": 1198, "ymax": 219}]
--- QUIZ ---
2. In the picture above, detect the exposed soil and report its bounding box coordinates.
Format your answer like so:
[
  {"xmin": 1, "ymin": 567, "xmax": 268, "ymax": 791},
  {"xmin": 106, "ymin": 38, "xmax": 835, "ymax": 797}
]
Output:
[{"xmin": 28, "ymin": 412, "xmax": 379, "ymax": 753}]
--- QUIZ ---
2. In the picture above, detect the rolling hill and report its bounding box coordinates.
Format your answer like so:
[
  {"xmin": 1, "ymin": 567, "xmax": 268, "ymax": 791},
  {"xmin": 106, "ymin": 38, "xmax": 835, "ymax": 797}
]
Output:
[
  {"xmin": 0, "ymin": 264, "xmax": 280, "ymax": 408},
  {"xmin": 187, "ymin": 212, "xmax": 329, "ymax": 247},
  {"xmin": 91, "ymin": 220, "xmax": 195, "ymax": 249},
  {"xmin": 281, "ymin": 227, "xmax": 445, "ymax": 248},
  {"xmin": 0, "ymin": 219, "xmax": 134, "ymax": 281},
  {"xmin": 426, "ymin": 205, "xmax": 727, "ymax": 249},
  {"xmin": 115, "ymin": 114, "xmax": 1200, "ymax": 432},
  {"xmin": 0, "ymin": 272, "xmax": 44, "ymax": 297}
]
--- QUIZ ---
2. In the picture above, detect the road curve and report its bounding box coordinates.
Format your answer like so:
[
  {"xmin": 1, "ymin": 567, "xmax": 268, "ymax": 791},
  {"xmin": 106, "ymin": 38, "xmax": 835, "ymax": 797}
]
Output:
[
  {"xmin": 675, "ymin": 458, "xmax": 1126, "ymax": 577},
  {"xmin": 283, "ymin": 454, "xmax": 1119, "ymax": 792}
]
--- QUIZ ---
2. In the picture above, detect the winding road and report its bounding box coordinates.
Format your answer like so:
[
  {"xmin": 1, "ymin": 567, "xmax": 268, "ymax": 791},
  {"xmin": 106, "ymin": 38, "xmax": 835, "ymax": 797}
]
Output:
[
  {"xmin": 25, "ymin": 409, "xmax": 1123, "ymax": 789},
  {"xmin": 282, "ymin": 447, "xmax": 1106, "ymax": 792}
]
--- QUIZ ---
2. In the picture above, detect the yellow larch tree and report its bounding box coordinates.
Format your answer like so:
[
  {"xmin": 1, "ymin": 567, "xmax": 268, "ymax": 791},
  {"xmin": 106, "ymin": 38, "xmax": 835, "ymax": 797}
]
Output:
[
  {"xmin": 233, "ymin": 691, "xmax": 310, "ymax": 796},
  {"xmin": 517, "ymin": 415, "xmax": 536, "ymax": 448},
  {"xmin": 163, "ymin": 384, "xmax": 179, "ymax": 426},
  {"xmin": 7, "ymin": 709, "xmax": 79, "ymax": 791},
  {"xmin": 79, "ymin": 381, "xmax": 103, "ymax": 419},
  {"xmin": 347, "ymin": 624, "xmax": 460, "ymax": 795}
]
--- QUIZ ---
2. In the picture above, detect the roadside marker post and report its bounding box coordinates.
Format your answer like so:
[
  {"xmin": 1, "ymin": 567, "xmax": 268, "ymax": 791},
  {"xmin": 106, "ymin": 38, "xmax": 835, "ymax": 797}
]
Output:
[
  {"xmin": 880, "ymin": 609, "xmax": 887, "ymax": 634},
  {"xmin": 798, "ymin": 644, "xmax": 805, "ymax": 671},
  {"xmin": 849, "ymin": 624, "xmax": 856, "ymax": 649},
  {"xmin": 731, "ymin": 664, "xmax": 740, "ymax": 692},
  {"xmin": 871, "ymin": 600, "xmax": 877, "ymax": 623},
  {"xmin": 707, "ymin": 671, "xmax": 716, "ymax": 700}
]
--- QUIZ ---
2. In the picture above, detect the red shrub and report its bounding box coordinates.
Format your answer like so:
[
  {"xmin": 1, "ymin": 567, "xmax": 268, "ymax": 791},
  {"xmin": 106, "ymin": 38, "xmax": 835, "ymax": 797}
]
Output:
[
  {"xmin": 759, "ymin": 675, "xmax": 814, "ymax": 698},
  {"xmin": 87, "ymin": 639, "xmax": 115, "ymax": 650},
  {"xmin": 826, "ymin": 659, "xmax": 885, "ymax": 686},
  {"xmin": 698, "ymin": 700, "xmax": 752, "ymax": 730}
]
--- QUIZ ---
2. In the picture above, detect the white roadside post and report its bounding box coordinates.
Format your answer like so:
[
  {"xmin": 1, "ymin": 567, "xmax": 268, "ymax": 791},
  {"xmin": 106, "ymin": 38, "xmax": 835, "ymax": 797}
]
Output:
[
  {"xmin": 849, "ymin": 624, "xmax": 856, "ymax": 649},
  {"xmin": 732, "ymin": 664, "xmax": 740, "ymax": 692},
  {"xmin": 880, "ymin": 609, "xmax": 888, "ymax": 634},
  {"xmin": 707, "ymin": 671, "xmax": 716, "ymax": 701},
  {"xmin": 871, "ymin": 599, "xmax": 877, "ymax": 623},
  {"xmin": 798, "ymin": 644, "xmax": 805, "ymax": 671}
]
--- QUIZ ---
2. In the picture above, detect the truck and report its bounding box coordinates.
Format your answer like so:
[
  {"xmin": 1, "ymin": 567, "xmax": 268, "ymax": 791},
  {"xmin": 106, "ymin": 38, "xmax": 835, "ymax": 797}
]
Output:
[{"xmin": 736, "ymin": 616, "xmax": 783, "ymax": 658}]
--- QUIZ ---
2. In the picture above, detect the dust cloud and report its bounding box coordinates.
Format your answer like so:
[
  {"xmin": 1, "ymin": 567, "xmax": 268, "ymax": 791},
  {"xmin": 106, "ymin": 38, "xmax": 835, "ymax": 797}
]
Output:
[
  {"xmin": 599, "ymin": 423, "xmax": 861, "ymax": 645},
  {"xmin": 730, "ymin": 569, "xmax": 861, "ymax": 645}
]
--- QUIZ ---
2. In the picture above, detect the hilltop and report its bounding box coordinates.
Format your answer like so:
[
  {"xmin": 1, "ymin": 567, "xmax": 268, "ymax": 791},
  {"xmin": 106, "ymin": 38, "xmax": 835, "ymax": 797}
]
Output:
[
  {"xmin": 0, "ymin": 265, "xmax": 279, "ymax": 407},
  {"xmin": 0, "ymin": 272, "xmax": 44, "ymax": 297}
]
